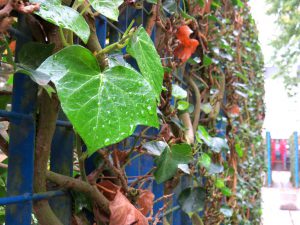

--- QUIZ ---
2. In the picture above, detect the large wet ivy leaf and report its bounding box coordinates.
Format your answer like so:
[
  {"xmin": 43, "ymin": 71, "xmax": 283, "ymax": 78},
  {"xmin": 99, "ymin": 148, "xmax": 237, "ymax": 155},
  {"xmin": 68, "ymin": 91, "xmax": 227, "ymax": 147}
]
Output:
[
  {"xmin": 88, "ymin": 0, "xmax": 123, "ymax": 21},
  {"xmin": 18, "ymin": 42, "xmax": 55, "ymax": 69},
  {"xmin": 31, "ymin": 0, "xmax": 90, "ymax": 43},
  {"xmin": 178, "ymin": 187, "xmax": 206, "ymax": 214},
  {"xmin": 154, "ymin": 143, "xmax": 192, "ymax": 184},
  {"xmin": 127, "ymin": 27, "xmax": 164, "ymax": 99},
  {"xmin": 36, "ymin": 45, "xmax": 159, "ymax": 154}
]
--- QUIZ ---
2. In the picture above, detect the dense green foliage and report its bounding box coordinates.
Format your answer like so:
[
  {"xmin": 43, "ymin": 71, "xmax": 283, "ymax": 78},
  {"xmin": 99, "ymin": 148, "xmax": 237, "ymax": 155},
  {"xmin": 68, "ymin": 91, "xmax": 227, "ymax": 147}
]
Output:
[{"xmin": 0, "ymin": 0, "xmax": 265, "ymax": 224}]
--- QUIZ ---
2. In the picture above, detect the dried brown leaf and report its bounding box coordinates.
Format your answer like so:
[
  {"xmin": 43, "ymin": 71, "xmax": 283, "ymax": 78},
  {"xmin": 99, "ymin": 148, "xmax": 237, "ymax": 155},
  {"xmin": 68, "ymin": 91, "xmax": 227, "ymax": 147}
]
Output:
[
  {"xmin": 109, "ymin": 190, "xmax": 148, "ymax": 225},
  {"xmin": 137, "ymin": 190, "xmax": 155, "ymax": 216}
]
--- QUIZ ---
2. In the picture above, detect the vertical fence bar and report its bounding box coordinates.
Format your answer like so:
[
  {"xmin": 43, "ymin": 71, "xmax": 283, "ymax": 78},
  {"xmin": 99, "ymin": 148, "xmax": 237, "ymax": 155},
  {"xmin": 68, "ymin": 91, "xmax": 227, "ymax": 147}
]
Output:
[
  {"xmin": 266, "ymin": 132, "xmax": 272, "ymax": 187},
  {"xmin": 294, "ymin": 132, "xmax": 299, "ymax": 188},
  {"xmin": 49, "ymin": 112, "xmax": 73, "ymax": 225},
  {"xmin": 5, "ymin": 14, "xmax": 37, "ymax": 224},
  {"xmin": 95, "ymin": 17, "xmax": 107, "ymax": 48}
]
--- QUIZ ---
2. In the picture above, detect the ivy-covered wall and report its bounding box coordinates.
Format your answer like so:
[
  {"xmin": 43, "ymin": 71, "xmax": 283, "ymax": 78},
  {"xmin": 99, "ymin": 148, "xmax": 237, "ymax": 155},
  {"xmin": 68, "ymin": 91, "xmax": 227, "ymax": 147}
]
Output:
[{"xmin": 0, "ymin": 0, "xmax": 265, "ymax": 224}]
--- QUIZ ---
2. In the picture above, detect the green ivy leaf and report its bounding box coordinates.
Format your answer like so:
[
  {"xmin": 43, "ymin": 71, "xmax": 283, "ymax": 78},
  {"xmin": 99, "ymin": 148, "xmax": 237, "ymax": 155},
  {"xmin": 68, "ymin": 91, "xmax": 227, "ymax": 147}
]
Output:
[
  {"xmin": 18, "ymin": 42, "xmax": 55, "ymax": 69},
  {"xmin": 177, "ymin": 100, "xmax": 189, "ymax": 111},
  {"xmin": 203, "ymin": 55, "xmax": 213, "ymax": 67},
  {"xmin": 0, "ymin": 95, "xmax": 10, "ymax": 110},
  {"xmin": 197, "ymin": 125, "xmax": 212, "ymax": 145},
  {"xmin": 197, "ymin": 0, "xmax": 205, "ymax": 7},
  {"xmin": 88, "ymin": 0, "xmax": 123, "ymax": 21},
  {"xmin": 198, "ymin": 153, "xmax": 211, "ymax": 169},
  {"xmin": 220, "ymin": 206, "xmax": 233, "ymax": 217},
  {"xmin": 163, "ymin": 0, "xmax": 178, "ymax": 14},
  {"xmin": 221, "ymin": 187, "xmax": 232, "ymax": 197},
  {"xmin": 235, "ymin": 143, "xmax": 243, "ymax": 158},
  {"xmin": 178, "ymin": 187, "xmax": 206, "ymax": 214},
  {"xmin": 143, "ymin": 141, "xmax": 168, "ymax": 156},
  {"xmin": 31, "ymin": 0, "xmax": 90, "ymax": 43},
  {"xmin": 178, "ymin": 164, "xmax": 190, "ymax": 174},
  {"xmin": 197, "ymin": 126, "xmax": 229, "ymax": 153},
  {"xmin": 201, "ymin": 103, "xmax": 212, "ymax": 114},
  {"xmin": 172, "ymin": 84, "xmax": 187, "ymax": 99},
  {"xmin": 215, "ymin": 178, "xmax": 225, "ymax": 189},
  {"xmin": 210, "ymin": 137, "xmax": 229, "ymax": 153},
  {"xmin": 208, "ymin": 163, "xmax": 224, "ymax": 175},
  {"xmin": 146, "ymin": 0, "xmax": 158, "ymax": 3},
  {"xmin": 37, "ymin": 45, "xmax": 159, "ymax": 154},
  {"xmin": 154, "ymin": 144, "xmax": 192, "ymax": 183},
  {"xmin": 127, "ymin": 27, "xmax": 164, "ymax": 99}
]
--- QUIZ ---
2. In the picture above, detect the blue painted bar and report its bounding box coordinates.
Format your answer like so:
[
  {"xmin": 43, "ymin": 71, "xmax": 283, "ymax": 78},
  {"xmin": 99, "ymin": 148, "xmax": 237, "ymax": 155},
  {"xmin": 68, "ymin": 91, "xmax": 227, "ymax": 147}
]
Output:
[
  {"xmin": 5, "ymin": 14, "xmax": 37, "ymax": 225},
  {"xmin": 266, "ymin": 132, "xmax": 272, "ymax": 187},
  {"xmin": 0, "ymin": 109, "xmax": 32, "ymax": 121},
  {"xmin": 0, "ymin": 191, "xmax": 65, "ymax": 206},
  {"xmin": 96, "ymin": 16, "xmax": 107, "ymax": 48},
  {"xmin": 294, "ymin": 132, "xmax": 299, "ymax": 188},
  {"xmin": 0, "ymin": 110, "xmax": 72, "ymax": 128},
  {"xmin": 49, "ymin": 111, "xmax": 74, "ymax": 225},
  {"xmin": 56, "ymin": 120, "xmax": 72, "ymax": 128}
]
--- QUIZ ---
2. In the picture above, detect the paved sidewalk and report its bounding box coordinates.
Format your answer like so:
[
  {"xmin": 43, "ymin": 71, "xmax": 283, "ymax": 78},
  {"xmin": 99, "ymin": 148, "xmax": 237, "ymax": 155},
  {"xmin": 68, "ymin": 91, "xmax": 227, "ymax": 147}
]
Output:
[{"xmin": 262, "ymin": 171, "xmax": 300, "ymax": 225}]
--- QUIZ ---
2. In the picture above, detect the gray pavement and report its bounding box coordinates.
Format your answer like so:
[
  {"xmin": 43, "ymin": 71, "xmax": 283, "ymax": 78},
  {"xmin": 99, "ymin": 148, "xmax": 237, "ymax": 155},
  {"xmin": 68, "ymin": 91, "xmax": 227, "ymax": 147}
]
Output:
[{"xmin": 262, "ymin": 171, "xmax": 300, "ymax": 225}]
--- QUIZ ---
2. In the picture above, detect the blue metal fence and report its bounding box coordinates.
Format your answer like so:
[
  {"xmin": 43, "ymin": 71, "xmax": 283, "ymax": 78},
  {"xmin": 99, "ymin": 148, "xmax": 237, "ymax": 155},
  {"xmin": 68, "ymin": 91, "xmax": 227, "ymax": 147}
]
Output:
[
  {"xmin": 294, "ymin": 131, "xmax": 299, "ymax": 188},
  {"xmin": 266, "ymin": 132, "xmax": 300, "ymax": 188},
  {"xmin": 266, "ymin": 132, "xmax": 272, "ymax": 187},
  {"xmin": 0, "ymin": 3, "xmax": 195, "ymax": 225}
]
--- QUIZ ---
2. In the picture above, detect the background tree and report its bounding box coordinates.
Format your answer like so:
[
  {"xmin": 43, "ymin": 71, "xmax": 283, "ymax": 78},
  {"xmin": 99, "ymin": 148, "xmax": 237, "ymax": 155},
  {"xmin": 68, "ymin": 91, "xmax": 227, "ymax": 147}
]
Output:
[{"xmin": 266, "ymin": 0, "xmax": 300, "ymax": 94}]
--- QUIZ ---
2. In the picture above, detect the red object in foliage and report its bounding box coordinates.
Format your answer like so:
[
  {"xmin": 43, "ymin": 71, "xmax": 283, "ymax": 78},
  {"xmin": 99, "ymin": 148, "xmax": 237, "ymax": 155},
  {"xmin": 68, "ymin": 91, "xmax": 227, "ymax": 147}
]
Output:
[
  {"xmin": 228, "ymin": 104, "xmax": 240, "ymax": 116},
  {"xmin": 174, "ymin": 25, "xmax": 199, "ymax": 63}
]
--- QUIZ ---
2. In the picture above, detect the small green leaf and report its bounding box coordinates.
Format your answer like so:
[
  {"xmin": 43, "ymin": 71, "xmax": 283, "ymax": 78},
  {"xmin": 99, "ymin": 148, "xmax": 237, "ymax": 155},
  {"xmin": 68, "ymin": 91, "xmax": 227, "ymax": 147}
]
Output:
[
  {"xmin": 170, "ymin": 117, "xmax": 187, "ymax": 131},
  {"xmin": 143, "ymin": 141, "xmax": 168, "ymax": 156},
  {"xmin": 163, "ymin": 0, "xmax": 178, "ymax": 14},
  {"xmin": 201, "ymin": 103, "xmax": 212, "ymax": 114},
  {"xmin": 203, "ymin": 55, "xmax": 213, "ymax": 67},
  {"xmin": 88, "ymin": 0, "xmax": 123, "ymax": 21},
  {"xmin": 197, "ymin": 126, "xmax": 228, "ymax": 153},
  {"xmin": 208, "ymin": 163, "xmax": 224, "ymax": 175},
  {"xmin": 198, "ymin": 153, "xmax": 211, "ymax": 169},
  {"xmin": 178, "ymin": 187, "xmax": 206, "ymax": 214},
  {"xmin": 37, "ymin": 45, "xmax": 159, "ymax": 155},
  {"xmin": 177, "ymin": 100, "xmax": 189, "ymax": 111},
  {"xmin": 197, "ymin": 126, "xmax": 212, "ymax": 145},
  {"xmin": 172, "ymin": 84, "xmax": 187, "ymax": 99},
  {"xmin": 231, "ymin": 0, "xmax": 244, "ymax": 8},
  {"xmin": 197, "ymin": 0, "xmax": 204, "ymax": 7},
  {"xmin": 6, "ymin": 74, "xmax": 13, "ymax": 85},
  {"xmin": 127, "ymin": 27, "xmax": 164, "ymax": 99},
  {"xmin": 178, "ymin": 164, "xmax": 190, "ymax": 174},
  {"xmin": 220, "ymin": 206, "xmax": 233, "ymax": 217},
  {"xmin": 215, "ymin": 178, "xmax": 225, "ymax": 189},
  {"xmin": 235, "ymin": 143, "xmax": 243, "ymax": 158},
  {"xmin": 221, "ymin": 187, "xmax": 232, "ymax": 197},
  {"xmin": 180, "ymin": 8, "xmax": 196, "ymax": 20},
  {"xmin": 43, "ymin": 84, "xmax": 56, "ymax": 97},
  {"xmin": 31, "ymin": 0, "xmax": 90, "ymax": 43},
  {"xmin": 210, "ymin": 137, "xmax": 229, "ymax": 153},
  {"xmin": 154, "ymin": 144, "xmax": 192, "ymax": 183},
  {"xmin": 0, "ymin": 95, "xmax": 10, "ymax": 110},
  {"xmin": 147, "ymin": 0, "xmax": 157, "ymax": 3},
  {"xmin": 208, "ymin": 15, "xmax": 219, "ymax": 23}
]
